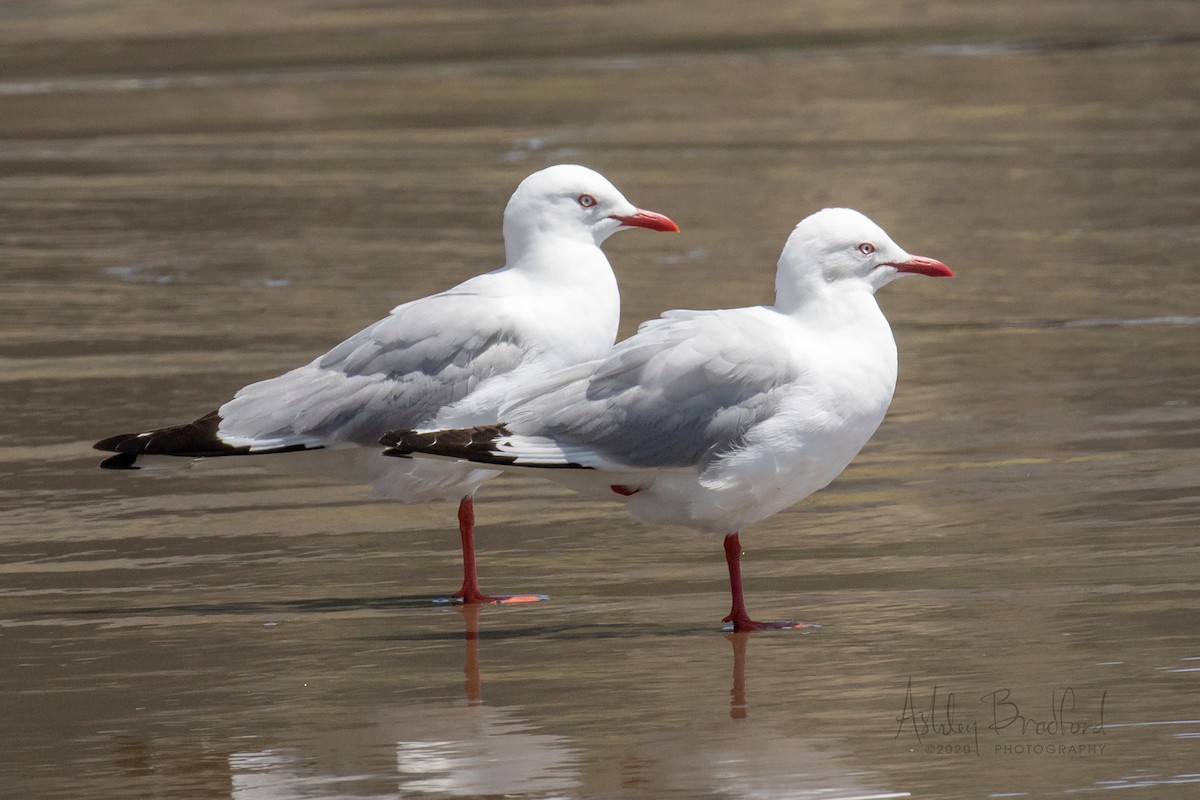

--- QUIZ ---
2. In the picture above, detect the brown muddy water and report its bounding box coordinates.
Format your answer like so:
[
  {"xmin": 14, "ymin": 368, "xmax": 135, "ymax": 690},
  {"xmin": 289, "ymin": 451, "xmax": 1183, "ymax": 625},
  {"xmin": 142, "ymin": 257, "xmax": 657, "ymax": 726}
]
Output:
[{"xmin": 2, "ymin": 3, "xmax": 1199, "ymax": 799}]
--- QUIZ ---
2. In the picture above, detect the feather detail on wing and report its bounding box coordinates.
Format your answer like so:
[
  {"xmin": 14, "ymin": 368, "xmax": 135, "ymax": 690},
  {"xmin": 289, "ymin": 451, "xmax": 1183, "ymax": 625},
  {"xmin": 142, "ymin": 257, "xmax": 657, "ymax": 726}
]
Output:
[
  {"xmin": 380, "ymin": 425, "xmax": 617, "ymax": 470},
  {"xmin": 93, "ymin": 410, "xmax": 316, "ymax": 469},
  {"xmin": 217, "ymin": 290, "xmax": 529, "ymax": 450},
  {"xmin": 495, "ymin": 308, "xmax": 803, "ymax": 470}
]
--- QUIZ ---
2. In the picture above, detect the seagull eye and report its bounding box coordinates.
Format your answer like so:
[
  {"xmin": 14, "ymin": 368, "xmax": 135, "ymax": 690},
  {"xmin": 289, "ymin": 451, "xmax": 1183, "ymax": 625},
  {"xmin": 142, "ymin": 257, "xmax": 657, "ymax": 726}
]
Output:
[
  {"xmin": 858, "ymin": 242, "xmax": 876, "ymax": 255},
  {"xmin": 577, "ymin": 194, "xmax": 598, "ymax": 208}
]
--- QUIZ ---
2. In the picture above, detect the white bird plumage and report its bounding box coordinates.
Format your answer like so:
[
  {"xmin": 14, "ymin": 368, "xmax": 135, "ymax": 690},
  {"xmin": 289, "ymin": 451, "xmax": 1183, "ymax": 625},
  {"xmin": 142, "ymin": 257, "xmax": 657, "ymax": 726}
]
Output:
[
  {"xmin": 95, "ymin": 164, "xmax": 679, "ymax": 604},
  {"xmin": 382, "ymin": 207, "xmax": 953, "ymax": 629}
]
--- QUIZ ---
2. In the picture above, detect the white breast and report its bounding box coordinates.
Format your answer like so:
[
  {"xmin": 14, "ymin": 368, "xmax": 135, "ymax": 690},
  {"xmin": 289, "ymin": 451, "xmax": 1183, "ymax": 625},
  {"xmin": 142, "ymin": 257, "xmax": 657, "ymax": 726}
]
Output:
[{"xmin": 626, "ymin": 299, "xmax": 899, "ymax": 535}]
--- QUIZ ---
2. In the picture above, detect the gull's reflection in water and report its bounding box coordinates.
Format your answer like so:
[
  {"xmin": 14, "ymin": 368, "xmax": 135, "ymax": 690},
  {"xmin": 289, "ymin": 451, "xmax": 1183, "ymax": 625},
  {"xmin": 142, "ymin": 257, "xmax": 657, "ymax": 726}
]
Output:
[
  {"xmin": 388, "ymin": 605, "xmax": 582, "ymax": 797},
  {"xmin": 230, "ymin": 604, "xmax": 582, "ymax": 799},
  {"xmin": 639, "ymin": 632, "xmax": 909, "ymax": 800},
  {"xmin": 228, "ymin": 610, "xmax": 906, "ymax": 800}
]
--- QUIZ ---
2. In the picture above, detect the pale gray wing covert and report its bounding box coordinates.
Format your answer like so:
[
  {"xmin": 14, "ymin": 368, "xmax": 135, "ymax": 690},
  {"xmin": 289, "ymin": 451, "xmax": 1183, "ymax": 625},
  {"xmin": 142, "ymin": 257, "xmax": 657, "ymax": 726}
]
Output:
[
  {"xmin": 219, "ymin": 291, "xmax": 528, "ymax": 449},
  {"xmin": 505, "ymin": 309, "xmax": 800, "ymax": 468}
]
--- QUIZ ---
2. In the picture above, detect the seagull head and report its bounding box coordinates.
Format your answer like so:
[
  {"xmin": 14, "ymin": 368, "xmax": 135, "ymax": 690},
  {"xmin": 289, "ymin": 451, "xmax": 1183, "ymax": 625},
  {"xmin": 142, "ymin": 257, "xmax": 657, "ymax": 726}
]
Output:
[
  {"xmin": 503, "ymin": 165, "xmax": 678, "ymax": 260},
  {"xmin": 775, "ymin": 208, "xmax": 952, "ymax": 308}
]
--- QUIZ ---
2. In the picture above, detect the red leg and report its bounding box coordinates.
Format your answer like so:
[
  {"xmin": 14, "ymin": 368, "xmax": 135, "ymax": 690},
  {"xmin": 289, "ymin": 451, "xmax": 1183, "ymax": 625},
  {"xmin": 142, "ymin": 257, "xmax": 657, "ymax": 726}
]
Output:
[
  {"xmin": 721, "ymin": 532, "xmax": 813, "ymax": 631},
  {"xmin": 451, "ymin": 496, "xmax": 546, "ymax": 605},
  {"xmin": 453, "ymin": 496, "xmax": 497, "ymax": 604}
]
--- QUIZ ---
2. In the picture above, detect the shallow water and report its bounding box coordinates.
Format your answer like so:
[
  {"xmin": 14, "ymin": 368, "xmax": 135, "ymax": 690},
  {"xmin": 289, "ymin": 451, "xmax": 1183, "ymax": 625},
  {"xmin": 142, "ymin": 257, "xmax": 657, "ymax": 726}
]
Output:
[{"xmin": 2, "ymin": 3, "xmax": 1198, "ymax": 799}]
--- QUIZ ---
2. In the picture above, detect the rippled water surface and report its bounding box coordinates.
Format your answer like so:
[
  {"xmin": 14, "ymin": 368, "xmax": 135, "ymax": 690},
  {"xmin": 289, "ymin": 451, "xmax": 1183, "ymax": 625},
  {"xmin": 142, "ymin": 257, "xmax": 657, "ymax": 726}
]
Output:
[{"xmin": 2, "ymin": 3, "xmax": 1198, "ymax": 798}]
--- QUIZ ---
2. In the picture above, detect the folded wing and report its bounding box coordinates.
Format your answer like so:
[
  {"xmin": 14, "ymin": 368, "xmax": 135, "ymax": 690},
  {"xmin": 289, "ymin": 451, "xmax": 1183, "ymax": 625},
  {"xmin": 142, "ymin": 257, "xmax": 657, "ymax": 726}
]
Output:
[
  {"xmin": 492, "ymin": 308, "xmax": 801, "ymax": 470},
  {"xmin": 97, "ymin": 286, "xmax": 531, "ymax": 467}
]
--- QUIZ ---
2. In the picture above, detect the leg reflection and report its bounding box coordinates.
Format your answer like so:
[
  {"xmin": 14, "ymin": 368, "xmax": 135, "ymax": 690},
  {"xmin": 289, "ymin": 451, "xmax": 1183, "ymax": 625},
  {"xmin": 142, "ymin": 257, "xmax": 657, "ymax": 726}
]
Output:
[
  {"xmin": 460, "ymin": 603, "xmax": 482, "ymax": 705},
  {"xmin": 727, "ymin": 632, "xmax": 750, "ymax": 720}
]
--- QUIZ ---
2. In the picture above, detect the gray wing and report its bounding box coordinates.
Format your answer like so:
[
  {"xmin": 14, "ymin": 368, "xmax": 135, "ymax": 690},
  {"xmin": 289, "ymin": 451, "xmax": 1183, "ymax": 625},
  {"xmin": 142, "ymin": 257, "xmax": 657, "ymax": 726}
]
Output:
[
  {"xmin": 504, "ymin": 309, "xmax": 799, "ymax": 469},
  {"xmin": 218, "ymin": 290, "xmax": 528, "ymax": 449}
]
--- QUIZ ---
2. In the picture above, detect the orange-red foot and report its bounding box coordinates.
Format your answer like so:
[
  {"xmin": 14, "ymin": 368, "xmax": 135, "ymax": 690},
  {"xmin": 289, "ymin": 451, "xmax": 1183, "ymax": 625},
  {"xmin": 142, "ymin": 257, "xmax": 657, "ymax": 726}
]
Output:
[
  {"xmin": 721, "ymin": 611, "xmax": 817, "ymax": 632},
  {"xmin": 445, "ymin": 589, "xmax": 549, "ymax": 605}
]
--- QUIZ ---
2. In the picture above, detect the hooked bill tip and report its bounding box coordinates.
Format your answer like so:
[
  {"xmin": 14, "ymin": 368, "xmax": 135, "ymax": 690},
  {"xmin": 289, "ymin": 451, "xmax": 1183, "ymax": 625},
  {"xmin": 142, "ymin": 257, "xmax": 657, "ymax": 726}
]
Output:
[
  {"xmin": 610, "ymin": 209, "xmax": 680, "ymax": 233},
  {"xmin": 890, "ymin": 255, "xmax": 953, "ymax": 277}
]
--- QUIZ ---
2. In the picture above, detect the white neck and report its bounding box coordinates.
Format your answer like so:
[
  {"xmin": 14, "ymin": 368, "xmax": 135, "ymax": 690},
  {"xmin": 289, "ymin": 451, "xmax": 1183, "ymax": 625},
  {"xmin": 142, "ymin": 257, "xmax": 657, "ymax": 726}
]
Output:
[
  {"xmin": 505, "ymin": 235, "xmax": 610, "ymax": 281},
  {"xmin": 772, "ymin": 278, "xmax": 895, "ymax": 364},
  {"xmin": 504, "ymin": 215, "xmax": 600, "ymax": 266}
]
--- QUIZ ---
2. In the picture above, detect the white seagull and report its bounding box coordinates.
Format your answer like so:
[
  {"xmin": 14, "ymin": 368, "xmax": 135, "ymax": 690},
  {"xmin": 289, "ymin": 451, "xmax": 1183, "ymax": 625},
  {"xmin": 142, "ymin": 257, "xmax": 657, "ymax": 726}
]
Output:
[
  {"xmin": 380, "ymin": 208, "xmax": 952, "ymax": 630},
  {"xmin": 94, "ymin": 164, "xmax": 679, "ymax": 604}
]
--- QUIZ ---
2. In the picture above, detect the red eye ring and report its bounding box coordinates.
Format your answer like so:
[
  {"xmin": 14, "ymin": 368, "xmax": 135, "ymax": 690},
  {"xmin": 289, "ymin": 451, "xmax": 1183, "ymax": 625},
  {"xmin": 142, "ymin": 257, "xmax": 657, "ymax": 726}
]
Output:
[
  {"xmin": 858, "ymin": 242, "xmax": 876, "ymax": 255},
  {"xmin": 578, "ymin": 194, "xmax": 598, "ymax": 208}
]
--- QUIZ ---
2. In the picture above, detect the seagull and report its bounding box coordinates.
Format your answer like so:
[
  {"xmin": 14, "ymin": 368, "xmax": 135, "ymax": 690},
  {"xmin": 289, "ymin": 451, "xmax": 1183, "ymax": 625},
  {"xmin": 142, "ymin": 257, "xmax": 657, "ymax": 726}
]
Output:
[
  {"xmin": 94, "ymin": 164, "xmax": 679, "ymax": 604},
  {"xmin": 380, "ymin": 208, "xmax": 952, "ymax": 630}
]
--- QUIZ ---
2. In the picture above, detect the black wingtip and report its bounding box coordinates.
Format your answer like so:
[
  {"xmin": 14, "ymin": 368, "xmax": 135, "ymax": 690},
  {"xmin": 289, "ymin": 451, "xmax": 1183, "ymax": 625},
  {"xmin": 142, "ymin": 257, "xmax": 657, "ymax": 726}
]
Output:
[
  {"xmin": 99, "ymin": 451, "xmax": 141, "ymax": 470},
  {"xmin": 94, "ymin": 432, "xmax": 138, "ymax": 453},
  {"xmin": 378, "ymin": 428, "xmax": 414, "ymax": 451},
  {"xmin": 378, "ymin": 427, "xmax": 417, "ymax": 459},
  {"xmin": 379, "ymin": 424, "xmax": 516, "ymax": 465},
  {"xmin": 94, "ymin": 430, "xmax": 145, "ymax": 469},
  {"xmin": 93, "ymin": 410, "xmax": 229, "ymax": 467}
]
